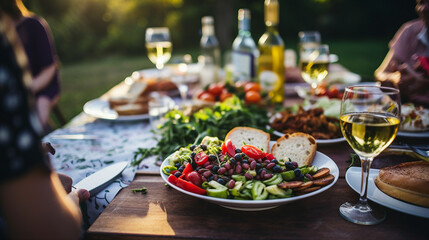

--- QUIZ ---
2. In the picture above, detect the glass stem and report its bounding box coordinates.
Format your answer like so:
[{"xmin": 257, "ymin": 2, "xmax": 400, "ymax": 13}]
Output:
[{"xmin": 358, "ymin": 157, "xmax": 373, "ymax": 208}]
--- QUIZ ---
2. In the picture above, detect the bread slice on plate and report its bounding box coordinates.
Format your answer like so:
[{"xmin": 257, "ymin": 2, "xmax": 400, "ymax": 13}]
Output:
[
  {"xmin": 113, "ymin": 103, "xmax": 148, "ymax": 116},
  {"xmin": 225, "ymin": 127, "xmax": 270, "ymax": 152},
  {"xmin": 271, "ymin": 132, "xmax": 317, "ymax": 166},
  {"xmin": 375, "ymin": 161, "xmax": 429, "ymax": 207}
]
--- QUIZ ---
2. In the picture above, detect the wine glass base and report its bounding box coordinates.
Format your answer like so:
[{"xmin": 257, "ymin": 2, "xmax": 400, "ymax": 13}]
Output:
[{"xmin": 339, "ymin": 202, "xmax": 386, "ymax": 225}]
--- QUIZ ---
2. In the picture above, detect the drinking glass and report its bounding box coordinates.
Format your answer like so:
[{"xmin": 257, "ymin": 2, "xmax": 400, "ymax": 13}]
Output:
[
  {"xmin": 339, "ymin": 86, "xmax": 401, "ymax": 225},
  {"xmin": 298, "ymin": 31, "xmax": 321, "ymax": 50},
  {"xmin": 170, "ymin": 54, "xmax": 198, "ymax": 103},
  {"xmin": 299, "ymin": 44, "xmax": 329, "ymax": 99},
  {"xmin": 145, "ymin": 27, "xmax": 172, "ymax": 70}
]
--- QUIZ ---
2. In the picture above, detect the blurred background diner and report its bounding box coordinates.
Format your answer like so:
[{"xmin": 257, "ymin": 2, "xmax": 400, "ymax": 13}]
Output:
[{"xmin": 14, "ymin": 0, "xmax": 417, "ymax": 128}]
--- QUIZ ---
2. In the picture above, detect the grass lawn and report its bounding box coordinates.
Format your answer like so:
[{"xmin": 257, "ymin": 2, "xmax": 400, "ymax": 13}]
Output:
[{"xmin": 55, "ymin": 39, "xmax": 389, "ymax": 126}]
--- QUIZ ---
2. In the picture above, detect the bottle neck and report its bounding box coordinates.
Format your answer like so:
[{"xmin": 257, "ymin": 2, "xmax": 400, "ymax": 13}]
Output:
[
  {"xmin": 202, "ymin": 25, "xmax": 215, "ymax": 36},
  {"xmin": 264, "ymin": 0, "xmax": 279, "ymax": 27}
]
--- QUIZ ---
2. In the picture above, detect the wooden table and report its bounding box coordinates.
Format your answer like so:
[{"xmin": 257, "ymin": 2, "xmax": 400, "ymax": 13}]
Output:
[{"xmin": 86, "ymin": 142, "xmax": 429, "ymax": 240}]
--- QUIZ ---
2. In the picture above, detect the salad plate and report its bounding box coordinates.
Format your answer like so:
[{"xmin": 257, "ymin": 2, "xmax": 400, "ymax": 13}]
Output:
[
  {"xmin": 271, "ymin": 129, "xmax": 345, "ymax": 146},
  {"xmin": 83, "ymin": 98, "xmax": 150, "ymax": 121},
  {"xmin": 160, "ymin": 149, "xmax": 339, "ymax": 211},
  {"xmin": 345, "ymin": 167, "xmax": 429, "ymax": 219}
]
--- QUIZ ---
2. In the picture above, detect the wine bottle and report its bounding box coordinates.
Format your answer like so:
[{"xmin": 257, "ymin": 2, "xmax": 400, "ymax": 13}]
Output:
[
  {"xmin": 200, "ymin": 16, "xmax": 221, "ymax": 86},
  {"xmin": 258, "ymin": 0, "xmax": 285, "ymax": 104},
  {"xmin": 232, "ymin": 9, "xmax": 258, "ymax": 83}
]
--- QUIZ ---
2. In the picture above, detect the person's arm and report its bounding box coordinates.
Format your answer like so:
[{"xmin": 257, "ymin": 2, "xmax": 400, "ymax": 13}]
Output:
[
  {"xmin": 31, "ymin": 63, "xmax": 56, "ymax": 94},
  {"xmin": 374, "ymin": 50, "xmax": 401, "ymax": 84},
  {"xmin": 0, "ymin": 168, "xmax": 86, "ymax": 240}
]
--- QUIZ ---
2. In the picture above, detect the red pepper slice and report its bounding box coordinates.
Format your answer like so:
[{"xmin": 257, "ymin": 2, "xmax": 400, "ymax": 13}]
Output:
[
  {"xmin": 176, "ymin": 178, "xmax": 207, "ymax": 195},
  {"xmin": 265, "ymin": 153, "xmax": 275, "ymax": 160},
  {"xmin": 179, "ymin": 162, "xmax": 193, "ymax": 179},
  {"xmin": 221, "ymin": 142, "xmax": 227, "ymax": 155},
  {"xmin": 168, "ymin": 174, "xmax": 178, "ymax": 185},
  {"xmin": 241, "ymin": 145, "xmax": 265, "ymax": 159},
  {"xmin": 225, "ymin": 139, "xmax": 236, "ymax": 157},
  {"xmin": 194, "ymin": 151, "xmax": 209, "ymax": 166}
]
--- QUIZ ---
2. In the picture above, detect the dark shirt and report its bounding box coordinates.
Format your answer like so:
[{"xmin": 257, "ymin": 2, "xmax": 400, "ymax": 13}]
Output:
[
  {"xmin": 16, "ymin": 16, "xmax": 60, "ymax": 100},
  {"xmin": 0, "ymin": 22, "xmax": 51, "ymax": 183}
]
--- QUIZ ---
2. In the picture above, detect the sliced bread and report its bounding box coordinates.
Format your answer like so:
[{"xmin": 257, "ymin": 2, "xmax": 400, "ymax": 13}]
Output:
[
  {"xmin": 113, "ymin": 103, "xmax": 148, "ymax": 115},
  {"xmin": 271, "ymin": 132, "xmax": 317, "ymax": 166},
  {"xmin": 225, "ymin": 127, "xmax": 270, "ymax": 152}
]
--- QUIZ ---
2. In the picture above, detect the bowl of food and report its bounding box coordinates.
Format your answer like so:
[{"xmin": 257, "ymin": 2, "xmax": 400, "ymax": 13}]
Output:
[{"xmin": 160, "ymin": 127, "xmax": 339, "ymax": 211}]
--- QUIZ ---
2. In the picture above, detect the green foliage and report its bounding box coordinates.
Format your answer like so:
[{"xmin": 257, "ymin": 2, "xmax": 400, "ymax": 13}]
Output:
[
  {"xmin": 131, "ymin": 96, "xmax": 269, "ymax": 166},
  {"xmin": 25, "ymin": 0, "xmax": 415, "ymax": 62}
]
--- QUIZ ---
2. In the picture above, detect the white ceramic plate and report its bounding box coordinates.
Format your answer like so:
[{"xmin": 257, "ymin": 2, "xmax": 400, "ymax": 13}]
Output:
[
  {"xmin": 345, "ymin": 167, "xmax": 429, "ymax": 219},
  {"xmin": 160, "ymin": 149, "xmax": 339, "ymax": 211},
  {"xmin": 269, "ymin": 127, "xmax": 345, "ymax": 146},
  {"xmin": 83, "ymin": 98, "xmax": 150, "ymax": 121},
  {"xmin": 397, "ymin": 130, "xmax": 429, "ymax": 138}
]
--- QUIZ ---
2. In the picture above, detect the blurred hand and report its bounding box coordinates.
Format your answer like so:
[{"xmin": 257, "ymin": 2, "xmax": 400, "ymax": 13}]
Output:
[{"xmin": 57, "ymin": 173, "xmax": 90, "ymax": 204}]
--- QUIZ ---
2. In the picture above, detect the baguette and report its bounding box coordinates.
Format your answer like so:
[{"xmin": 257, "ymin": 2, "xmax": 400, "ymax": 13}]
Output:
[
  {"xmin": 374, "ymin": 161, "xmax": 429, "ymax": 207},
  {"xmin": 271, "ymin": 132, "xmax": 317, "ymax": 166},
  {"xmin": 225, "ymin": 127, "xmax": 270, "ymax": 152}
]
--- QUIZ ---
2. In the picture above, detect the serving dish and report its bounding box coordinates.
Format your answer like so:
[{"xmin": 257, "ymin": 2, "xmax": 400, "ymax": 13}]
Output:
[
  {"xmin": 161, "ymin": 149, "xmax": 339, "ymax": 211},
  {"xmin": 83, "ymin": 98, "xmax": 150, "ymax": 121},
  {"xmin": 270, "ymin": 128, "xmax": 345, "ymax": 146},
  {"xmin": 345, "ymin": 167, "xmax": 429, "ymax": 219}
]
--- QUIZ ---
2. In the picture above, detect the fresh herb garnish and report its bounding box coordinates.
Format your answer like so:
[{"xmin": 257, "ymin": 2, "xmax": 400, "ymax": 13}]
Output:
[{"xmin": 132, "ymin": 96, "xmax": 269, "ymax": 166}]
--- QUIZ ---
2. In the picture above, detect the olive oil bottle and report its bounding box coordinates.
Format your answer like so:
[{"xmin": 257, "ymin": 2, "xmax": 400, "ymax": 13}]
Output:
[{"xmin": 258, "ymin": 0, "xmax": 284, "ymax": 104}]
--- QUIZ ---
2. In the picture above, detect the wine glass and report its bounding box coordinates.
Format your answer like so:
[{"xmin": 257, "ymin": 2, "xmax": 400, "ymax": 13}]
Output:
[
  {"xmin": 299, "ymin": 44, "xmax": 329, "ymax": 101},
  {"xmin": 145, "ymin": 27, "xmax": 172, "ymax": 70},
  {"xmin": 298, "ymin": 31, "xmax": 321, "ymax": 50},
  {"xmin": 170, "ymin": 54, "xmax": 198, "ymax": 104},
  {"xmin": 339, "ymin": 86, "xmax": 401, "ymax": 225}
]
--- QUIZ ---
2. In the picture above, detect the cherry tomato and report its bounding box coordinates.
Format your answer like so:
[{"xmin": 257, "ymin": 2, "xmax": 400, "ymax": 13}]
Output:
[
  {"xmin": 197, "ymin": 90, "xmax": 209, "ymax": 99},
  {"xmin": 199, "ymin": 92, "xmax": 215, "ymax": 102},
  {"xmin": 225, "ymin": 139, "xmax": 236, "ymax": 157},
  {"xmin": 186, "ymin": 171, "xmax": 203, "ymax": 187},
  {"xmin": 245, "ymin": 90, "xmax": 261, "ymax": 104},
  {"xmin": 241, "ymin": 145, "xmax": 265, "ymax": 159},
  {"xmin": 244, "ymin": 82, "xmax": 261, "ymax": 92},
  {"xmin": 194, "ymin": 151, "xmax": 209, "ymax": 166},
  {"xmin": 265, "ymin": 153, "xmax": 275, "ymax": 160},
  {"xmin": 208, "ymin": 83, "xmax": 224, "ymax": 97},
  {"xmin": 220, "ymin": 91, "xmax": 233, "ymax": 101},
  {"xmin": 327, "ymin": 86, "xmax": 339, "ymax": 98}
]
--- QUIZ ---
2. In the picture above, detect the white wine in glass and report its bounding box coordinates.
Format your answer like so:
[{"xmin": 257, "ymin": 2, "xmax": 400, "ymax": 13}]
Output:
[
  {"xmin": 145, "ymin": 27, "xmax": 172, "ymax": 70},
  {"xmin": 339, "ymin": 86, "xmax": 401, "ymax": 225},
  {"xmin": 299, "ymin": 44, "xmax": 329, "ymax": 99}
]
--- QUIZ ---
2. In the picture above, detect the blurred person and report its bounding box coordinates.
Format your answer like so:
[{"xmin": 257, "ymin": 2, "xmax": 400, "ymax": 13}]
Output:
[
  {"xmin": 0, "ymin": 12, "xmax": 89, "ymax": 239},
  {"xmin": 0, "ymin": 0, "xmax": 61, "ymax": 130},
  {"xmin": 375, "ymin": 0, "xmax": 429, "ymax": 108}
]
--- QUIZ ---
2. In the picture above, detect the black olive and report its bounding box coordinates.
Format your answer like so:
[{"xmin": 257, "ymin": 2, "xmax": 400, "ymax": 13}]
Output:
[
  {"xmin": 256, "ymin": 163, "xmax": 262, "ymax": 169},
  {"xmin": 190, "ymin": 152, "xmax": 196, "ymax": 160},
  {"xmin": 191, "ymin": 161, "xmax": 197, "ymax": 169},
  {"xmin": 190, "ymin": 145, "xmax": 196, "ymax": 151},
  {"xmin": 294, "ymin": 168, "xmax": 301, "ymax": 177},
  {"xmin": 175, "ymin": 162, "xmax": 181, "ymax": 168},
  {"xmin": 208, "ymin": 154, "xmax": 217, "ymax": 161},
  {"xmin": 230, "ymin": 159, "xmax": 236, "ymax": 165},
  {"xmin": 178, "ymin": 166, "xmax": 185, "ymax": 172},
  {"xmin": 271, "ymin": 159, "xmax": 279, "ymax": 164},
  {"xmin": 174, "ymin": 172, "xmax": 182, "ymax": 178},
  {"xmin": 242, "ymin": 159, "xmax": 248, "ymax": 164},
  {"xmin": 285, "ymin": 161, "xmax": 295, "ymax": 170},
  {"xmin": 212, "ymin": 165, "xmax": 220, "ymax": 173},
  {"xmin": 200, "ymin": 144, "xmax": 207, "ymax": 151},
  {"xmin": 234, "ymin": 153, "xmax": 242, "ymax": 161},
  {"xmin": 217, "ymin": 178, "xmax": 226, "ymax": 185},
  {"xmin": 208, "ymin": 175, "xmax": 214, "ymax": 181},
  {"xmin": 235, "ymin": 148, "xmax": 242, "ymax": 153},
  {"xmin": 272, "ymin": 165, "xmax": 282, "ymax": 173}
]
